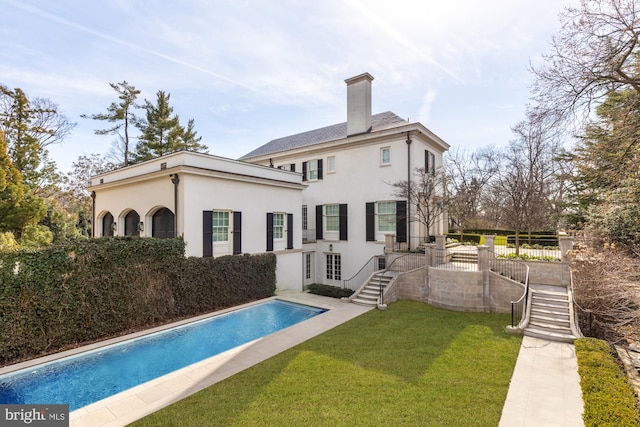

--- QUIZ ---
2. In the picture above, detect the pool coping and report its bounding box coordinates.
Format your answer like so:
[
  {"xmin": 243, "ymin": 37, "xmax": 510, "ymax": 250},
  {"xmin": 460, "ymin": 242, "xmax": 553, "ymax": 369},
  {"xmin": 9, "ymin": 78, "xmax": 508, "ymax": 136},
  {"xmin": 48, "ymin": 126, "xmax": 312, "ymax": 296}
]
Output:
[{"xmin": 2, "ymin": 290, "xmax": 371, "ymax": 427}]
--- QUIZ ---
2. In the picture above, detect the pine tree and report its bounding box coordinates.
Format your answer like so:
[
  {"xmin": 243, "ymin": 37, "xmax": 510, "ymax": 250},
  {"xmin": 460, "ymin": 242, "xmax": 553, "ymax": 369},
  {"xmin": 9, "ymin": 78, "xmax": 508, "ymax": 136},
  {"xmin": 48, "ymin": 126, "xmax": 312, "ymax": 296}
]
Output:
[
  {"xmin": 81, "ymin": 81, "xmax": 141, "ymax": 166},
  {"xmin": 133, "ymin": 91, "xmax": 207, "ymax": 162}
]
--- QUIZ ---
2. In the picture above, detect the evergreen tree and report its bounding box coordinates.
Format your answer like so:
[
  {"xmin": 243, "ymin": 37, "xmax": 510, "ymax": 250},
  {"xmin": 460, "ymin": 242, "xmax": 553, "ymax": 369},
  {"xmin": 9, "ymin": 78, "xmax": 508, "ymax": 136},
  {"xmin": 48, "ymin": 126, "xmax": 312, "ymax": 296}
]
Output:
[
  {"xmin": 0, "ymin": 129, "xmax": 47, "ymax": 239},
  {"xmin": 81, "ymin": 81, "xmax": 141, "ymax": 166},
  {"xmin": 0, "ymin": 86, "xmax": 72, "ymax": 190},
  {"xmin": 133, "ymin": 91, "xmax": 207, "ymax": 162}
]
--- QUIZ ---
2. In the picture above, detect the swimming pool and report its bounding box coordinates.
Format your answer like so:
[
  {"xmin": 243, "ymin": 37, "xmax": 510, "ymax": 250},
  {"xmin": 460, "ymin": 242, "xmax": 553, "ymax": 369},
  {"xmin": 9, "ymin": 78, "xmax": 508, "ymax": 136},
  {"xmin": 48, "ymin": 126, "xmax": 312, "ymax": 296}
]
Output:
[{"xmin": 0, "ymin": 299, "xmax": 326, "ymax": 411}]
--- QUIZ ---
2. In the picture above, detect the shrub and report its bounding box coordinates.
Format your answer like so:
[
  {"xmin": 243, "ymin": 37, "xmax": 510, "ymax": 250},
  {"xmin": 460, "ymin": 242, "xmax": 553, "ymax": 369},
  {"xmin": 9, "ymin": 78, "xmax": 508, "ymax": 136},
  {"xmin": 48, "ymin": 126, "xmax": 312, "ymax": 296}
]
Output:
[
  {"xmin": 307, "ymin": 283, "xmax": 354, "ymax": 299},
  {"xmin": 0, "ymin": 239, "xmax": 277, "ymax": 366},
  {"xmin": 575, "ymin": 338, "xmax": 640, "ymax": 427}
]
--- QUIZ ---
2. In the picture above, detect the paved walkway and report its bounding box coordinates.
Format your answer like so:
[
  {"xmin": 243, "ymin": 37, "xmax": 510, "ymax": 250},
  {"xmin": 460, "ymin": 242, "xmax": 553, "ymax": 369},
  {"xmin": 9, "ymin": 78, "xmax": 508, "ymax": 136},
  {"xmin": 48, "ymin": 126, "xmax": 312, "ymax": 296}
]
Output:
[{"xmin": 500, "ymin": 336, "xmax": 585, "ymax": 427}]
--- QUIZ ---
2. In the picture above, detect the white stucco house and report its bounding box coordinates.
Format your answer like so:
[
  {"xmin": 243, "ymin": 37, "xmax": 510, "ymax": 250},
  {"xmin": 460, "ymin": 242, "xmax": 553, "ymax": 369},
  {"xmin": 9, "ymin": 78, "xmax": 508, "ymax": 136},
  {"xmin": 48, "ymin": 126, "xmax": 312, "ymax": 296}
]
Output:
[{"xmin": 88, "ymin": 72, "xmax": 449, "ymax": 291}]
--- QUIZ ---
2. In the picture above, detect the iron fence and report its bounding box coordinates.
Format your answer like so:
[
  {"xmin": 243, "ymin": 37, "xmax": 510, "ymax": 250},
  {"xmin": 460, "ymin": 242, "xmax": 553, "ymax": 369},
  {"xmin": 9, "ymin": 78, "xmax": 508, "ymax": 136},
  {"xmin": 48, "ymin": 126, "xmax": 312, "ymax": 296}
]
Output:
[{"xmin": 492, "ymin": 238, "xmax": 561, "ymax": 261}]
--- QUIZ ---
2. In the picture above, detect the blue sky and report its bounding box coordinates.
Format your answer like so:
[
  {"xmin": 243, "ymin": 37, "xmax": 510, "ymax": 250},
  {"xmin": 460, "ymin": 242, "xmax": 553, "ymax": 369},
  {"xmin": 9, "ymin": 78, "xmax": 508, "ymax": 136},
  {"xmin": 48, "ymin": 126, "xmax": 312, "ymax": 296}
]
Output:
[{"xmin": 1, "ymin": 0, "xmax": 574, "ymax": 172}]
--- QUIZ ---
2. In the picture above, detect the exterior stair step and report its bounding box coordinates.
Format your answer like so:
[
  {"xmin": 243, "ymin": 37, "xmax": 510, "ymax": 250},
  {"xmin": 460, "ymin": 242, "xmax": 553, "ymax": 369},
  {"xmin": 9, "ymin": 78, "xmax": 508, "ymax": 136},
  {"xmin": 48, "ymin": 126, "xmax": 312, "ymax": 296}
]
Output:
[
  {"xmin": 524, "ymin": 288, "xmax": 577, "ymax": 343},
  {"xmin": 523, "ymin": 325, "xmax": 576, "ymax": 343}
]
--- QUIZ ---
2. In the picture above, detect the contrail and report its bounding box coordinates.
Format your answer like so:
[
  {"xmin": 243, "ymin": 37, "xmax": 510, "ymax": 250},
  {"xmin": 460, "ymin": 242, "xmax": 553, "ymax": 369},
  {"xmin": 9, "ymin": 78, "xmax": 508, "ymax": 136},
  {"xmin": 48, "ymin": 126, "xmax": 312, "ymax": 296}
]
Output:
[
  {"xmin": 345, "ymin": 0, "xmax": 462, "ymax": 83},
  {"xmin": 2, "ymin": 0, "xmax": 268, "ymax": 95}
]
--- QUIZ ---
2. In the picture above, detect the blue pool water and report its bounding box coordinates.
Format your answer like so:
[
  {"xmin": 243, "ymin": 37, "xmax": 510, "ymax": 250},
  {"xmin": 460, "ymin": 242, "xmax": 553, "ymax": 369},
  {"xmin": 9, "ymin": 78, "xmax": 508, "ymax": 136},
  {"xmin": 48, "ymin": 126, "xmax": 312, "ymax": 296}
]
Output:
[{"xmin": 0, "ymin": 299, "xmax": 326, "ymax": 411}]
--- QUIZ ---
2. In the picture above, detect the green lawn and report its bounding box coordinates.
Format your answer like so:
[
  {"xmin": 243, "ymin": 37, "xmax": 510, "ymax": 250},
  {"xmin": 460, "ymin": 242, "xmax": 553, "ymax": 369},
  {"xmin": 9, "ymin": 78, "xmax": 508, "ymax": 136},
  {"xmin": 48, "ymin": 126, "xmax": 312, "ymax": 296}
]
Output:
[{"xmin": 132, "ymin": 300, "xmax": 522, "ymax": 427}]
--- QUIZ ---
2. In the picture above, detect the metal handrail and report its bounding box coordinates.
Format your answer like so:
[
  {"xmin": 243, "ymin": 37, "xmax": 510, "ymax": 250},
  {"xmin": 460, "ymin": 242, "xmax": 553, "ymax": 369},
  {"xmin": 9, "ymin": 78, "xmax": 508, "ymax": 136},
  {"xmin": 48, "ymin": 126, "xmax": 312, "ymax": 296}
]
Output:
[
  {"xmin": 377, "ymin": 253, "xmax": 425, "ymax": 305},
  {"xmin": 487, "ymin": 250, "xmax": 530, "ymax": 328},
  {"xmin": 343, "ymin": 256, "xmax": 380, "ymax": 291}
]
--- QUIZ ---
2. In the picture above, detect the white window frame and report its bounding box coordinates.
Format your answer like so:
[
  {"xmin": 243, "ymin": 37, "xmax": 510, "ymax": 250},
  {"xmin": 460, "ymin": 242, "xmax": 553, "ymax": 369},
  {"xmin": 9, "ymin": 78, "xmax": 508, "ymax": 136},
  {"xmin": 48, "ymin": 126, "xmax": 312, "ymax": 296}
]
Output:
[
  {"xmin": 380, "ymin": 147, "xmax": 391, "ymax": 166},
  {"xmin": 212, "ymin": 210, "xmax": 230, "ymax": 242},
  {"xmin": 326, "ymin": 253, "xmax": 341, "ymax": 281},
  {"xmin": 305, "ymin": 252, "xmax": 311, "ymax": 280},
  {"xmin": 324, "ymin": 204, "xmax": 339, "ymax": 233},
  {"xmin": 327, "ymin": 156, "xmax": 336, "ymax": 173},
  {"xmin": 273, "ymin": 212, "xmax": 285, "ymax": 240},
  {"xmin": 308, "ymin": 159, "xmax": 319, "ymax": 180},
  {"xmin": 302, "ymin": 205, "xmax": 308, "ymax": 231},
  {"xmin": 377, "ymin": 201, "xmax": 396, "ymax": 234}
]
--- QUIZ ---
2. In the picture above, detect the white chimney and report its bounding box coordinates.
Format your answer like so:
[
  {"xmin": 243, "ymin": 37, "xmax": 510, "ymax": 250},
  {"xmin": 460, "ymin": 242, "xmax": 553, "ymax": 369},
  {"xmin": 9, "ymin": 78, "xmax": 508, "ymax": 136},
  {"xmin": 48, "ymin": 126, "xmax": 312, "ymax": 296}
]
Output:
[{"xmin": 345, "ymin": 72, "xmax": 374, "ymax": 136}]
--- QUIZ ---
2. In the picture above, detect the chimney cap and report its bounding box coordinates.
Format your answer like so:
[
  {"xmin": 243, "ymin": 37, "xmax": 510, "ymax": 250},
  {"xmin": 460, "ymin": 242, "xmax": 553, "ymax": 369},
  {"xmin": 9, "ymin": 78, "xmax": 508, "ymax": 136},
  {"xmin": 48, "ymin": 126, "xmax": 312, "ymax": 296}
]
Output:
[{"xmin": 345, "ymin": 72, "xmax": 374, "ymax": 85}]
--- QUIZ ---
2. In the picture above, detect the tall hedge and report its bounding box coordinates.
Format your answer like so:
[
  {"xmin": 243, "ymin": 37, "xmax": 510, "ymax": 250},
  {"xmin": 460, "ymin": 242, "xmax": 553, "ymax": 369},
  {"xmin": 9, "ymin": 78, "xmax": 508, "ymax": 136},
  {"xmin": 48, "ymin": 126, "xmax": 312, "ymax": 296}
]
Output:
[{"xmin": 0, "ymin": 238, "xmax": 277, "ymax": 366}]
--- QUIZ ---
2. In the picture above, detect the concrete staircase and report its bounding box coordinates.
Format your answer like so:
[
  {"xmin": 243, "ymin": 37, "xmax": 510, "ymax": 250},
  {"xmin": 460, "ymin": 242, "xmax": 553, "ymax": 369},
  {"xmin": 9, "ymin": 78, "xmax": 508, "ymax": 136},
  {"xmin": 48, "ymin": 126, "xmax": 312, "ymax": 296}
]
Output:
[
  {"xmin": 351, "ymin": 272, "xmax": 392, "ymax": 307},
  {"xmin": 524, "ymin": 286, "xmax": 578, "ymax": 343},
  {"xmin": 450, "ymin": 251, "xmax": 478, "ymax": 264}
]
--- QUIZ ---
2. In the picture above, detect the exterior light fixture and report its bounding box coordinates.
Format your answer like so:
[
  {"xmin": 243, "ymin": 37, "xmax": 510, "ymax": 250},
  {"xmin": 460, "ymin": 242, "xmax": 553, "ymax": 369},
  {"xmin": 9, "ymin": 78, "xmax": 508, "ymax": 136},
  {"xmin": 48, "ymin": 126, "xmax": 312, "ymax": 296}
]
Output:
[
  {"xmin": 329, "ymin": 244, "xmax": 333, "ymax": 252},
  {"xmin": 111, "ymin": 222, "xmax": 117, "ymax": 232},
  {"xmin": 138, "ymin": 221, "xmax": 144, "ymax": 232}
]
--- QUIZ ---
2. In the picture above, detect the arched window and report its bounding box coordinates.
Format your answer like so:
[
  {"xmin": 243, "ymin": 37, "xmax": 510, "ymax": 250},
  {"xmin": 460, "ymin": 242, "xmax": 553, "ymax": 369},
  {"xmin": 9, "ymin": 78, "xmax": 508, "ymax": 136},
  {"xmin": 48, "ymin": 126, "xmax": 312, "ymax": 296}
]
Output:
[
  {"xmin": 153, "ymin": 208, "xmax": 175, "ymax": 238},
  {"xmin": 124, "ymin": 211, "xmax": 140, "ymax": 236},
  {"xmin": 102, "ymin": 212, "xmax": 114, "ymax": 237}
]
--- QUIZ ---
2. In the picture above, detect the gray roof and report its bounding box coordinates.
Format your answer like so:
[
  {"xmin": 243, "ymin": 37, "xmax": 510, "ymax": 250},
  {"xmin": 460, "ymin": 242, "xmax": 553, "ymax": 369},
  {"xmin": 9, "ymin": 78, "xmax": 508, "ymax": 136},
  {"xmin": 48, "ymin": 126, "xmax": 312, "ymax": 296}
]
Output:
[{"xmin": 240, "ymin": 111, "xmax": 407, "ymax": 160}]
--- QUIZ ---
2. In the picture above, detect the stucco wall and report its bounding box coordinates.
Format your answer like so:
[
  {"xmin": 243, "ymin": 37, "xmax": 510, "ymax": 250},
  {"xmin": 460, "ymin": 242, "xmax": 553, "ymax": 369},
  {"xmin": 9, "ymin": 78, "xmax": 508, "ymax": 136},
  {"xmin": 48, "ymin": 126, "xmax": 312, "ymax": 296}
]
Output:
[{"xmin": 524, "ymin": 261, "xmax": 571, "ymax": 286}]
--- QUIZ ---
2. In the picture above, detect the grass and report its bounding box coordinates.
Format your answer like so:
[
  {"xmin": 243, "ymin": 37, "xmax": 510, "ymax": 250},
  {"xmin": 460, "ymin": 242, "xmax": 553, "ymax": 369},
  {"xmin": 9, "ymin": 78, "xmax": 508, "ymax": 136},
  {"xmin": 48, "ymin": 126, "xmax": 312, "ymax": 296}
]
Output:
[
  {"xmin": 132, "ymin": 300, "xmax": 522, "ymax": 427},
  {"xmin": 575, "ymin": 338, "xmax": 640, "ymax": 427}
]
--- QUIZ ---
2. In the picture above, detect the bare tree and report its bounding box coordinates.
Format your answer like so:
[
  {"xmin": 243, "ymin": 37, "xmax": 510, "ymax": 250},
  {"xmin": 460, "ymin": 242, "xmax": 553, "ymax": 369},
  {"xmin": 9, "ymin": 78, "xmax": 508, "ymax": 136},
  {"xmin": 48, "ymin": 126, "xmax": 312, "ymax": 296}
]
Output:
[
  {"xmin": 445, "ymin": 146, "xmax": 499, "ymax": 238},
  {"xmin": 493, "ymin": 114, "xmax": 561, "ymax": 253},
  {"xmin": 532, "ymin": 0, "xmax": 640, "ymax": 126},
  {"xmin": 390, "ymin": 167, "xmax": 447, "ymax": 244}
]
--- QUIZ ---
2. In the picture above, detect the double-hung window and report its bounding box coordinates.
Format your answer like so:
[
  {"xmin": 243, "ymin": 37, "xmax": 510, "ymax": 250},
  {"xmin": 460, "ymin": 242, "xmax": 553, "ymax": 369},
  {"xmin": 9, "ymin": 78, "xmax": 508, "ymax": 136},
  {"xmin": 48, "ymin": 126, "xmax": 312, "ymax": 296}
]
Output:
[
  {"xmin": 308, "ymin": 160, "xmax": 319, "ymax": 180},
  {"xmin": 377, "ymin": 201, "xmax": 396, "ymax": 233},
  {"xmin": 273, "ymin": 213, "xmax": 284, "ymax": 239},
  {"xmin": 212, "ymin": 211, "xmax": 229, "ymax": 241},
  {"xmin": 324, "ymin": 204, "xmax": 340, "ymax": 233}
]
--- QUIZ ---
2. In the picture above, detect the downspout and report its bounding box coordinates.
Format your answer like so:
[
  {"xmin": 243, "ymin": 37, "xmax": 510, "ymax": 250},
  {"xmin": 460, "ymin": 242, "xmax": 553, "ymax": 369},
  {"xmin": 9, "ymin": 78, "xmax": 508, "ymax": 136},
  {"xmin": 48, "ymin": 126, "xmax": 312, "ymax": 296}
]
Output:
[
  {"xmin": 406, "ymin": 131, "xmax": 412, "ymax": 250},
  {"xmin": 170, "ymin": 174, "xmax": 180, "ymax": 237},
  {"xmin": 91, "ymin": 191, "xmax": 96, "ymax": 237}
]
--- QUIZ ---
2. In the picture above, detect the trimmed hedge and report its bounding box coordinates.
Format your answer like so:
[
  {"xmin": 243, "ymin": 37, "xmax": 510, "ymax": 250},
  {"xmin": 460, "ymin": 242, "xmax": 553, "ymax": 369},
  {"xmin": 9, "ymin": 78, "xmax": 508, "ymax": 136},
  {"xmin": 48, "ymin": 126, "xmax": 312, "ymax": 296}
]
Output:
[
  {"xmin": 0, "ymin": 238, "xmax": 276, "ymax": 366},
  {"xmin": 306, "ymin": 283, "xmax": 354, "ymax": 299},
  {"xmin": 575, "ymin": 338, "xmax": 640, "ymax": 427},
  {"xmin": 446, "ymin": 233, "xmax": 482, "ymax": 244},
  {"xmin": 506, "ymin": 235, "xmax": 558, "ymax": 246}
]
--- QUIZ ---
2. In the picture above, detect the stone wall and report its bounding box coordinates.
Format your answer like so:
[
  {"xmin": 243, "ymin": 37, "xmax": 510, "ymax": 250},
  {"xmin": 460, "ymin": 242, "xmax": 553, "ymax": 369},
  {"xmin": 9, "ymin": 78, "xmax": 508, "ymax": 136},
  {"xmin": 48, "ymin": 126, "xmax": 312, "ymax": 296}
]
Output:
[{"xmin": 426, "ymin": 269, "xmax": 486, "ymax": 311}]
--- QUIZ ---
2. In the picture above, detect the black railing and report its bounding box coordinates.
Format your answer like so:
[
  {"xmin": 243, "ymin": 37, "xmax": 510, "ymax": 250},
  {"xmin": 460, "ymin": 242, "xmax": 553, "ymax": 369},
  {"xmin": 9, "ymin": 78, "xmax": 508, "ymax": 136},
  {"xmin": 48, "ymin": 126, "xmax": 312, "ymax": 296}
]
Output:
[
  {"xmin": 487, "ymin": 251, "xmax": 530, "ymax": 328},
  {"xmin": 343, "ymin": 256, "xmax": 382, "ymax": 291},
  {"xmin": 378, "ymin": 253, "xmax": 425, "ymax": 305}
]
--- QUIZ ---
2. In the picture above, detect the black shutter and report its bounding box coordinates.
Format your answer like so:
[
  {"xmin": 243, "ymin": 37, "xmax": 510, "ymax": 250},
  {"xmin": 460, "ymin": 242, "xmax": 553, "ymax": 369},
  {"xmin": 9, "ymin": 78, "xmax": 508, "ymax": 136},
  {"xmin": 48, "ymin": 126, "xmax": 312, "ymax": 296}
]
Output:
[
  {"xmin": 233, "ymin": 211, "xmax": 242, "ymax": 254},
  {"xmin": 431, "ymin": 152, "xmax": 436, "ymax": 176},
  {"xmin": 396, "ymin": 201, "xmax": 407, "ymax": 243},
  {"xmin": 266, "ymin": 213, "xmax": 274, "ymax": 251},
  {"xmin": 366, "ymin": 202, "xmax": 375, "ymax": 242},
  {"xmin": 425, "ymin": 150, "xmax": 429, "ymax": 172},
  {"xmin": 290, "ymin": 163, "xmax": 296, "ymax": 172},
  {"xmin": 203, "ymin": 210, "xmax": 213, "ymax": 257},
  {"xmin": 302, "ymin": 162, "xmax": 307, "ymax": 181},
  {"xmin": 315, "ymin": 205, "xmax": 323, "ymax": 240},
  {"xmin": 317, "ymin": 159, "xmax": 323, "ymax": 180},
  {"xmin": 339, "ymin": 204, "xmax": 348, "ymax": 241},
  {"xmin": 287, "ymin": 213, "xmax": 294, "ymax": 249}
]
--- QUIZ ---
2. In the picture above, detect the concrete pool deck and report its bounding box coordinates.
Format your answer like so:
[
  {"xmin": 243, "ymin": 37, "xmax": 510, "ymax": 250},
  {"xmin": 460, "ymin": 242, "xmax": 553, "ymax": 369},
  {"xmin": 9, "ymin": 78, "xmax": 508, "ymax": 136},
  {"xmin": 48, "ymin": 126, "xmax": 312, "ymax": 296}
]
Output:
[{"xmin": 68, "ymin": 290, "xmax": 372, "ymax": 427}]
